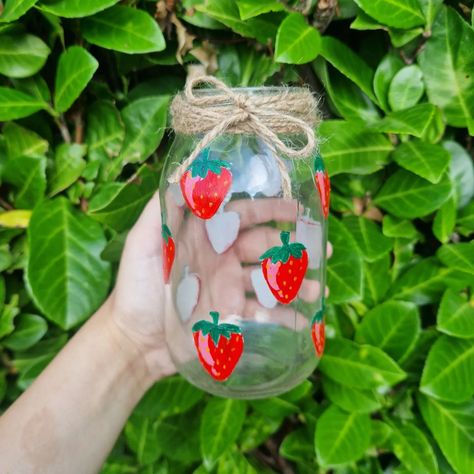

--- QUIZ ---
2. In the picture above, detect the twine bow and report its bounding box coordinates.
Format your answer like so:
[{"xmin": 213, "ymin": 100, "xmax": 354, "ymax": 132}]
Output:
[{"xmin": 169, "ymin": 76, "xmax": 320, "ymax": 198}]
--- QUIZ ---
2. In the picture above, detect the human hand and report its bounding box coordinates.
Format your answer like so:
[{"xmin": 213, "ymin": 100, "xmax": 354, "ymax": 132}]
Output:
[
  {"xmin": 105, "ymin": 191, "xmax": 331, "ymax": 384},
  {"xmin": 106, "ymin": 193, "xmax": 175, "ymax": 383}
]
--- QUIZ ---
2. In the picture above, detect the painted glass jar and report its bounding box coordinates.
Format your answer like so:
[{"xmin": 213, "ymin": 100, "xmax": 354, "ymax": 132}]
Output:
[{"xmin": 160, "ymin": 83, "xmax": 329, "ymax": 399}]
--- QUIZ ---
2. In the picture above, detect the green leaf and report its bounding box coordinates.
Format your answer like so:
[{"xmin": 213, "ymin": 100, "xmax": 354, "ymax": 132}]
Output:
[
  {"xmin": 392, "ymin": 140, "xmax": 451, "ymax": 184},
  {"xmin": 196, "ymin": 0, "xmax": 278, "ymax": 44},
  {"xmin": 274, "ymin": 13, "xmax": 321, "ymax": 64},
  {"xmin": 0, "ymin": 0, "xmax": 38, "ymax": 22},
  {"xmin": 85, "ymin": 100, "xmax": 124, "ymax": 166},
  {"xmin": 0, "ymin": 297, "xmax": 19, "ymax": 339},
  {"xmin": 217, "ymin": 450, "xmax": 257, "ymax": 474},
  {"xmin": 112, "ymin": 96, "xmax": 169, "ymax": 175},
  {"xmin": 343, "ymin": 216, "xmax": 393, "ymax": 262},
  {"xmin": 237, "ymin": 0, "xmax": 284, "ymax": 20},
  {"xmin": 125, "ymin": 413, "xmax": 161, "ymax": 465},
  {"xmin": 437, "ymin": 243, "xmax": 474, "ymax": 275},
  {"xmin": 314, "ymin": 59, "xmax": 380, "ymax": 122},
  {"xmin": 444, "ymin": 141, "xmax": 474, "ymax": 208},
  {"xmin": 0, "ymin": 33, "xmax": 50, "ymax": 78},
  {"xmin": 89, "ymin": 165, "xmax": 159, "ymax": 232},
  {"xmin": 433, "ymin": 195, "xmax": 456, "ymax": 243},
  {"xmin": 319, "ymin": 337, "xmax": 406, "ymax": 389},
  {"xmin": 200, "ymin": 398, "xmax": 246, "ymax": 470},
  {"xmin": 322, "ymin": 377, "xmax": 382, "ymax": 413},
  {"xmin": 373, "ymin": 52, "xmax": 405, "ymax": 112},
  {"xmin": 418, "ymin": 0, "xmax": 443, "ymax": 28},
  {"xmin": 239, "ymin": 412, "xmax": 282, "ymax": 452},
  {"xmin": 418, "ymin": 6, "xmax": 474, "ymax": 127},
  {"xmin": 390, "ymin": 258, "xmax": 469, "ymax": 305},
  {"xmin": 319, "ymin": 120, "xmax": 393, "ymax": 176},
  {"xmin": 327, "ymin": 216, "xmax": 363, "ymax": 304},
  {"xmin": 327, "ymin": 245, "xmax": 363, "ymax": 304},
  {"xmin": 353, "ymin": 0, "xmax": 424, "ymax": 28},
  {"xmin": 373, "ymin": 103, "xmax": 439, "ymax": 137},
  {"xmin": 382, "ymin": 215, "xmax": 419, "ymax": 240},
  {"xmin": 374, "ymin": 169, "xmax": 451, "ymax": 218},
  {"xmin": 437, "ymin": 289, "xmax": 474, "ymax": 339},
  {"xmin": 48, "ymin": 143, "xmax": 87, "ymax": 196},
  {"xmin": 3, "ymin": 155, "xmax": 46, "ymax": 208},
  {"xmin": 38, "ymin": 0, "xmax": 119, "ymax": 18},
  {"xmin": 356, "ymin": 301, "xmax": 420, "ymax": 362},
  {"xmin": 135, "ymin": 375, "xmax": 204, "ymax": 419},
  {"xmin": 351, "ymin": 10, "xmax": 383, "ymax": 31},
  {"xmin": 13, "ymin": 335, "xmax": 67, "ymax": 389},
  {"xmin": 418, "ymin": 394, "xmax": 474, "ymax": 474},
  {"xmin": 0, "ymin": 87, "xmax": 46, "ymax": 120},
  {"xmin": 389, "ymin": 26, "xmax": 424, "ymax": 48},
  {"xmin": 155, "ymin": 412, "xmax": 201, "ymax": 464},
  {"xmin": 250, "ymin": 397, "xmax": 299, "ymax": 419},
  {"xmin": 54, "ymin": 46, "xmax": 98, "ymax": 113},
  {"xmin": 26, "ymin": 198, "xmax": 111, "ymax": 329},
  {"xmin": 457, "ymin": 200, "xmax": 474, "ymax": 235},
  {"xmin": 421, "ymin": 335, "xmax": 474, "ymax": 402},
  {"xmin": 12, "ymin": 74, "xmax": 51, "ymax": 103},
  {"xmin": 315, "ymin": 405, "xmax": 371, "ymax": 466},
  {"xmin": 319, "ymin": 36, "xmax": 377, "ymax": 103},
  {"xmin": 3, "ymin": 122, "xmax": 48, "ymax": 159},
  {"xmin": 216, "ymin": 44, "xmax": 280, "ymax": 87},
  {"xmin": 363, "ymin": 254, "xmax": 391, "ymax": 307},
  {"xmin": 2, "ymin": 313, "xmax": 47, "ymax": 350},
  {"xmin": 388, "ymin": 65, "xmax": 424, "ymax": 111},
  {"xmin": 280, "ymin": 428, "xmax": 315, "ymax": 464},
  {"xmin": 181, "ymin": 0, "xmax": 224, "ymax": 29},
  {"xmin": 81, "ymin": 6, "xmax": 166, "ymax": 54},
  {"xmin": 388, "ymin": 420, "xmax": 439, "ymax": 474}
]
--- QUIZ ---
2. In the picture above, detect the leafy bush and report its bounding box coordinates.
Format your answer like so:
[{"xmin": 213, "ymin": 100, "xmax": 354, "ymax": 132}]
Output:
[{"xmin": 0, "ymin": 0, "xmax": 473, "ymax": 472}]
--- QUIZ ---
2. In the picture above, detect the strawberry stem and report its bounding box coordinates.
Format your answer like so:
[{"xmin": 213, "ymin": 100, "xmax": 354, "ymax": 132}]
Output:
[
  {"xmin": 280, "ymin": 231, "xmax": 290, "ymax": 246},
  {"xmin": 210, "ymin": 311, "xmax": 220, "ymax": 325},
  {"xmin": 314, "ymin": 154, "xmax": 325, "ymax": 173}
]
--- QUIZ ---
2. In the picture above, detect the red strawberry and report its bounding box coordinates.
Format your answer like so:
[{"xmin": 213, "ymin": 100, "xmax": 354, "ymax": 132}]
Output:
[
  {"xmin": 161, "ymin": 224, "xmax": 175, "ymax": 283},
  {"xmin": 259, "ymin": 231, "xmax": 308, "ymax": 304},
  {"xmin": 180, "ymin": 149, "xmax": 232, "ymax": 220},
  {"xmin": 192, "ymin": 311, "xmax": 244, "ymax": 381},
  {"xmin": 314, "ymin": 155, "xmax": 330, "ymax": 219},
  {"xmin": 311, "ymin": 309, "xmax": 325, "ymax": 357}
]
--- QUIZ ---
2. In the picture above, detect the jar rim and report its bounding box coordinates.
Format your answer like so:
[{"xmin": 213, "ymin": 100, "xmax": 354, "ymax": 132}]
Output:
[{"xmin": 193, "ymin": 86, "xmax": 307, "ymax": 96}]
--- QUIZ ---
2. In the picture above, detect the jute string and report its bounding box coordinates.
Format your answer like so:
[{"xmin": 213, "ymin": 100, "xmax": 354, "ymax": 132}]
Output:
[{"xmin": 169, "ymin": 76, "xmax": 320, "ymax": 198}]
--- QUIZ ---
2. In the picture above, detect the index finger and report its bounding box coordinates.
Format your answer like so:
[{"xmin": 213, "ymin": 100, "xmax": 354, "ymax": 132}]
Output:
[{"xmin": 226, "ymin": 197, "xmax": 299, "ymax": 229}]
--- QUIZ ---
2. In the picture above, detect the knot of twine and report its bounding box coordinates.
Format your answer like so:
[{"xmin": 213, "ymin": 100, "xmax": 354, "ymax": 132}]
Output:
[{"xmin": 169, "ymin": 76, "xmax": 320, "ymax": 198}]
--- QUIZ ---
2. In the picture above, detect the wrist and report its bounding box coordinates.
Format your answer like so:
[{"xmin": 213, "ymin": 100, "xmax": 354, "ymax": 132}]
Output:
[
  {"xmin": 92, "ymin": 299, "xmax": 156, "ymax": 393},
  {"xmin": 97, "ymin": 295, "xmax": 175, "ymax": 387}
]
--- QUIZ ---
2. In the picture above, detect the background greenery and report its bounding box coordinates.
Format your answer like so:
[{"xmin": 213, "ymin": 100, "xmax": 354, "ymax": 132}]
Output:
[{"xmin": 0, "ymin": 0, "xmax": 473, "ymax": 472}]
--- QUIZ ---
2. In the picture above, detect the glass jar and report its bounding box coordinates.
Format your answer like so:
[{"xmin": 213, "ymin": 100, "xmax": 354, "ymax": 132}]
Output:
[{"xmin": 160, "ymin": 86, "xmax": 329, "ymax": 399}]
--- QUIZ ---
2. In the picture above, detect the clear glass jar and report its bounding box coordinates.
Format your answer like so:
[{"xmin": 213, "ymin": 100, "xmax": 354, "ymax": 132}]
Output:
[{"xmin": 160, "ymin": 87, "xmax": 328, "ymax": 399}]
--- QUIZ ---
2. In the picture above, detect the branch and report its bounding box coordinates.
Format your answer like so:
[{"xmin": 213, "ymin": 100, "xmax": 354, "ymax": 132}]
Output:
[
  {"xmin": 73, "ymin": 109, "xmax": 84, "ymax": 144},
  {"xmin": 313, "ymin": 0, "xmax": 338, "ymax": 34},
  {"xmin": 55, "ymin": 115, "xmax": 72, "ymax": 143}
]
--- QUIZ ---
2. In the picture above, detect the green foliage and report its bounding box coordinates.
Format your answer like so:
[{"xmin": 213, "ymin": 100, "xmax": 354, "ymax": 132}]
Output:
[{"xmin": 0, "ymin": 0, "xmax": 473, "ymax": 472}]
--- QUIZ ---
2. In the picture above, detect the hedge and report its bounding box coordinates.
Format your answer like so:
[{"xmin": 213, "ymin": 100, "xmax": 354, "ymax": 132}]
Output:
[{"xmin": 0, "ymin": 0, "xmax": 473, "ymax": 473}]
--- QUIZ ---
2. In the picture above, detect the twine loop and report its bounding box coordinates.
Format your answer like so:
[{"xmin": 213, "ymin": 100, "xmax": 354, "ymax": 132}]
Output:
[{"xmin": 169, "ymin": 76, "xmax": 320, "ymax": 198}]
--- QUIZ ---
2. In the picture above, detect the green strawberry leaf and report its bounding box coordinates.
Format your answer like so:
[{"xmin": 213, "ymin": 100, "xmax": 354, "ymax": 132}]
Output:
[
  {"xmin": 161, "ymin": 224, "xmax": 172, "ymax": 242},
  {"xmin": 259, "ymin": 231, "xmax": 307, "ymax": 263},
  {"xmin": 192, "ymin": 312, "xmax": 241, "ymax": 345}
]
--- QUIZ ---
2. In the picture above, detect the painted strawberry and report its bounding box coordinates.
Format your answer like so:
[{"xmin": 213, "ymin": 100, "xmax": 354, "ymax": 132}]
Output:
[
  {"xmin": 259, "ymin": 231, "xmax": 308, "ymax": 304},
  {"xmin": 311, "ymin": 308, "xmax": 325, "ymax": 357},
  {"xmin": 192, "ymin": 311, "xmax": 244, "ymax": 381},
  {"xmin": 161, "ymin": 224, "xmax": 175, "ymax": 283},
  {"xmin": 314, "ymin": 155, "xmax": 330, "ymax": 219},
  {"xmin": 180, "ymin": 149, "xmax": 232, "ymax": 220}
]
